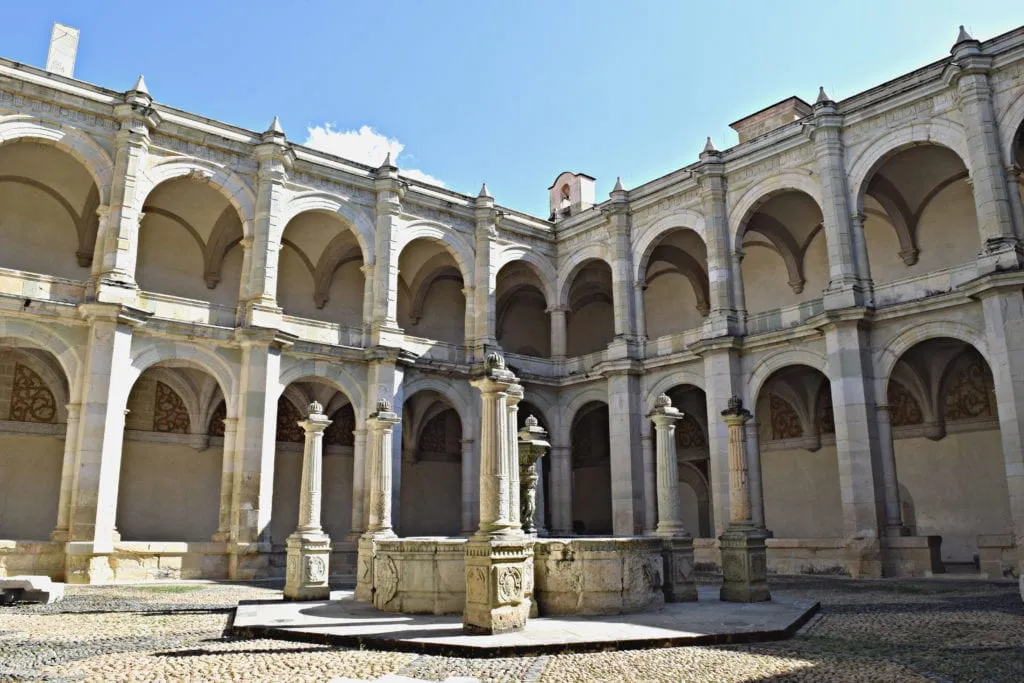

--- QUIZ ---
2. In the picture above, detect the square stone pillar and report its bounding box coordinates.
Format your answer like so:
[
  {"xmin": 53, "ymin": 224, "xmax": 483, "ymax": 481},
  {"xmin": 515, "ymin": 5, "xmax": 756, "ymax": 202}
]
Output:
[
  {"xmin": 465, "ymin": 353, "xmax": 530, "ymax": 634},
  {"xmin": 50, "ymin": 403, "xmax": 81, "ymax": 543},
  {"xmin": 649, "ymin": 394, "xmax": 698, "ymax": 602},
  {"xmin": 548, "ymin": 444, "xmax": 572, "ymax": 535},
  {"xmin": 719, "ymin": 397, "xmax": 770, "ymax": 603},
  {"xmin": 347, "ymin": 428, "xmax": 368, "ymax": 541},
  {"xmin": 285, "ymin": 402, "xmax": 332, "ymax": 600},
  {"xmin": 607, "ymin": 370, "xmax": 646, "ymax": 534},
  {"xmin": 356, "ymin": 399, "xmax": 400, "ymax": 603}
]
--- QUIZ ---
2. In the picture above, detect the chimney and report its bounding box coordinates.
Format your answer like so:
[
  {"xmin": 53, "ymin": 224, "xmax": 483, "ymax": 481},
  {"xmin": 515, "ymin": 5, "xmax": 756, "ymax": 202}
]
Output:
[
  {"xmin": 729, "ymin": 96, "xmax": 812, "ymax": 144},
  {"xmin": 45, "ymin": 23, "xmax": 80, "ymax": 78}
]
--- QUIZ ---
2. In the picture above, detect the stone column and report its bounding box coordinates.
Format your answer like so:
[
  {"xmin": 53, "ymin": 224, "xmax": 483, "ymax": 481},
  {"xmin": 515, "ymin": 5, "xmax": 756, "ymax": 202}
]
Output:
[
  {"xmin": 849, "ymin": 212, "xmax": 874, "ymax": 306},
  {"xmin": 65, "ymin": 305, "xmax": 147, "ymax": 584},
  {"xmin": 284, "ymin": 402, "xmax": 332, "ymax": 600},
  {"xmin": 241, "ymin": 121, "xmax": 292, "ymax": 328},
  {"xmin": 699, "ymin": 343, "xmax": 742, "ymax": 536},
  {"xmin": 606, "ymin": 184, "xmax": 640, "ymax": 346},
  {"xmin": 212, "ymin": 417, "xmax": 238, "ymax": 542},
  {"xmin": 369, "ymin": 157, "xmax": 403, "ymax": 341},
  {"xmin": 50, "ymin": 403, "xmax": 81, "ymax": 542},
  {"xmin": 548, "ymin": 307, "xmax": 567, "ymax": 360},
  {"xmin": 744, "ymin": 418, "xmax": 767, "ymax": 530},
  {"xmin": 506, "ymin": 383, "xmax": 523, "ymax": 530},
  {"xmin": 549, "ymin": 444, "xmax": 572, "ymax": 535},
  {"xmin": 948, "ymin": 30, "xmax": 1022, "ymax": 272},
  {"xmin": 697, "ymin": 142, "xmax": 739, "ymax": 337},
  {"xmin": 606, "ymin": 370, "xmax": 646, "ymax": 534},
  {"xmin": 718, "ymin": 397, "xmax": 769, "ymax": 602},
  {"xmin": 875, "ymin": 406, "xmax": 905, "ymax": 536},
  {"xmin": 648, "ymin": 394, "xmax": 698, "ymax": 602},
  {"xmin": 347, "ymin": 428, "xmax": 368, "ymax": 541},
  {"xmin": 518, "ymin": 415, "xmax": 549, "ymax": 534},
  {"xmin": 464, "ymin": 353, "xmax": 530, "ymax": 634},
  {"xmin": 93, "ymin": 81, "xmax": 158, "ymax": 303},
  {"xmin": 471, "ymin": 186, "xmax": 498, "ymax": 361},
  {"xmin": 355, "ymin": 399, "xmax": 400, "ymax": 602},
  {"xmin": 811, "ymin": 92, "xmax": 862, "ymax": 309},
  {"xmin": 640, "ymin": 427, "xmax": 657, "ymax": 534},
  {"xmin": 461, "ymin": 438, "xmax": 477, "ymax": 534}
]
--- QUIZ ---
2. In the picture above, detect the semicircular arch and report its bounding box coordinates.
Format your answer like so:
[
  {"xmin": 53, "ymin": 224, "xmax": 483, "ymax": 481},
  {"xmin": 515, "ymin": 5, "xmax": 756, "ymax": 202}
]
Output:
[
  {"xmin": 556, "ymin": 245, "xmax": 613, "ymax": 310},
  {"xmin": 747, "ymin": 348, "xmax": 829, "ymax": 407},
  {"xmin": 127, "ymin": 340, "xmax": 239, "ymax": 416},
  {"xmin": 645, "ymin": 368, "xmax": 706, "ymax": 413},
  {"xmin": 0, "ymin": 318, "xmax": 82, "ymax": 400},
  {"xmin": 395, "ymin": 220, "xmax": 475, "ymax": 284},
  {"xmin": 277, "ymin": 358, "xmax": 365, "ymax": 420},
  {"xmin": 728, "ymin": 172, "xmax": 824, "ymax": 251},
  {"xmin": 279, "ymin": 192, "xmax": 375, "ymax": 265},
  {"xmin": 633, "ymin": 209, "xmax": 708, "ymax": 282},
  {"xmin": 136, "ymin": 157, "xmax": 256, "ymax": 237}
]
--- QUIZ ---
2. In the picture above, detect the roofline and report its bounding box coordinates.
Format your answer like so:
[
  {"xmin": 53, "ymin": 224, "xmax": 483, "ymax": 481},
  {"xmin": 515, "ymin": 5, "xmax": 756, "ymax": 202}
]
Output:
[{"xmin": 728, "ymin": 96, "xmax": 813, "ymax": 129}]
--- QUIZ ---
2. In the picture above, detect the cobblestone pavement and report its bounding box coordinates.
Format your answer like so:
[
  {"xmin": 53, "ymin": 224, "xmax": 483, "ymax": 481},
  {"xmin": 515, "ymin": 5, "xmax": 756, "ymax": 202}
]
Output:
[{"xmin": 1, "ymin": 576, "xmax": 1022, "ymax": 682}]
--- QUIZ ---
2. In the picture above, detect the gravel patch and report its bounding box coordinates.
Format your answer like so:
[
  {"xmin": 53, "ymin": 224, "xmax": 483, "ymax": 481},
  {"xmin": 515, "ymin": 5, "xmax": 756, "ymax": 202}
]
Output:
[{"xmin": 0, "ymin": 577, "xmax": 1021, "ymax": 682}]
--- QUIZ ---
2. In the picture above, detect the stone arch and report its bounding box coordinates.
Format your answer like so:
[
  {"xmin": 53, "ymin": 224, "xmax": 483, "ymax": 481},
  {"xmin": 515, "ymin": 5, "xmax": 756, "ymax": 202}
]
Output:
[
  {"xmin": 728, "ymin": 171, "xmax": 824, "ymax": 250},
  {"xmin": 493, "ymin": 246, "xmax": 557, "ymax": 306},
  {"xmin": 632, "ymin": 209, "xmax": 708, "ymax": 282},
  {"xmin": 747, "ymin": 348, "xmax": 829, "ymax": 409},
  {"xmin": 847, "ymin": 121, "xmax": 971, "ymax": 211},
  {"xmin": 127, "ymin": 340, "xmax": 238, "ymax": 416},
  {"xmin": 136, "ymin": 157, "xmax": 256, "ymax": 237},
  {"xmin": 556, "ymin": 245, "xmax": 613, "ymax": 310},
  {"xmin": 279, "ymin": 192, "xmax": 375, "ymax": 265},
  {"xmin": 277, "ymin": 358, "xmax": 365, "ymax": 420},
  {"xmin": 0, "ymin": 115, "xmax": 114, "ymax": 204},
  {"xmin": 678, "ymin": 463, "xmax": 712, "ymax": 538},
  {"xmin": 140, "ymin": 366, "xmax": 202, "ymax": 434},
  {"xmin": 998, "ymin": 89, "xmax": 1024, "ymax": 164},
  {"xmin": 403, "ymin": 376, "xmax": 472, "ymax": 427},
  {"xmin": 0, "ymin": 319, "xmax": 81, "ymax": 402},
  {"xmin": 645, "ymin": 368, "xmax": 706, "ymax": 413},
  {"xmin": 558, "ymin": 385, "xmax": 609, "ymax": 445},
  {"xmin": 874, "ymin": 321, "xmax": 989, "ymax": 402},
  {"xmin": 395, "ymin": 220, "xmax": 475, "ymax": 285}
]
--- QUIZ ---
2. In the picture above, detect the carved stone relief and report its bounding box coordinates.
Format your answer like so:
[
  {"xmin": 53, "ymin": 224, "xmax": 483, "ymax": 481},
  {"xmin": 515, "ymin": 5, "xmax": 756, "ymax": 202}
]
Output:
[
  {"xmin": 887, "ymin": 380, "xmax": 923, "ymax": 427},
  {"xmin": 768, "ymin": 393, "xmax": 802, "ymax": 440},
  {"xmin": 324, "ymin": 404, "xmax": 355, "ymax": 446},
  {"xmin": 276, "ymin": 397, "xmax": 305, "ymax": 443},
  {"xmin": 944, "ymin": 358, "xmax": 994, "ymax": 421},
  {"xmin": 675, "ymin": 414, "xmax": 706, "ymax": 449},
  {"xmin": 153, "ymin": 382, "xmax": 190, "ymax": 434},
  {"xmin": 8, "ymin": 364, "xmax": 56, "ymax": 424},
  {"xmin": 817, "ymin": 387, "xmax": 835, "ymax": 435},
  {"xmin": 207, "ymin": 400, "xmax": 227, "ymax": 437}
]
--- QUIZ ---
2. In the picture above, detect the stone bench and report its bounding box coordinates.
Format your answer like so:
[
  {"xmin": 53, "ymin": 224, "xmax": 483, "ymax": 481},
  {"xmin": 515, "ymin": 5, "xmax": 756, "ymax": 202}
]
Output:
[{"xmin": 0, "ymin": 575, "xmax": 65, "ymax": 604}]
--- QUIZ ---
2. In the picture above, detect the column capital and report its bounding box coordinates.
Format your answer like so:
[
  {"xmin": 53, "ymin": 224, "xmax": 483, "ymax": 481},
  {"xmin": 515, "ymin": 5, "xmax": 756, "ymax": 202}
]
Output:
[
  {"xmin": 300, "ymin": 401, "xmax": 332, "ymax": 434},
  {"xmin": 648, "ymin": 393, "xmax": 682, "ymax": 424},
  {"xmin": 470, "ymin": 352, "xmax": 518, "ymax": 392},
  {"xmin": 367, "ymin": 398, "xmax": 400, "ymax": 426},
  {"xmin": 721, "ymin": 395, "xmax": 751, "ymax": 424}
]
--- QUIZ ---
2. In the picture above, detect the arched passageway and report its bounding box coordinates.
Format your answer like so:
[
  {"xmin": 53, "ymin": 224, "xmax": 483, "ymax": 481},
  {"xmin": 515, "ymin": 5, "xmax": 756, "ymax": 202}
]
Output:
[
  {"xmin": 0, "ymin": 141, "xmax": 99, "ymax": 280},
  {"xmin": 641, "ymin": 229, "xmax": 709, "ymax": 338},
  {"xmin": 270, "ymin": 381, "xmax": 356, "ymax": 544},
  {"xmin": 399, "ymin": 390, "xmax": 462, "ymax": 536},
  {"xmin": 887, "ymin": 338, "xmax": 1011, "ymax": 567},
  {"xmin": 117, "ymin": 365, "xmax": 225, "ymax": 541},
  {"xmin": 570, "ymin": 400, "xmax": 611, "ymax": 534},
  {"xmin": 0, "ymin": 344, "xmax": 68, "ymax": 539},
  {"xmin": 496, "ymin": 262, "xmax": 550, "ymax": 357},
  {"xmin": 654, "ymin": 384, "xmax": 712, "ymax": 538},
  {"xmin": 396, "ymin": 238, "xmax": 466, "ymax": 345},
  {"xmin": 138, "ymin": 177, "xmax": 245, "ymax": 307},
  {"xmin": 566, "ymin": 260, "xmax": 614, "ymax": 357},
  {"xmin": 860, "ymin": 143, "xmax": 977, "ymax": 289},
  {"xmin": 738, "ymin": 190, "xmax": 827, "ymax": 315},
  {"xmin": 277, "ymin": 210, "xmax": 365, "ymax": 327},
  {"xmin": 755, "ymin": 364, "xmax": 842, "ymax": 538}
]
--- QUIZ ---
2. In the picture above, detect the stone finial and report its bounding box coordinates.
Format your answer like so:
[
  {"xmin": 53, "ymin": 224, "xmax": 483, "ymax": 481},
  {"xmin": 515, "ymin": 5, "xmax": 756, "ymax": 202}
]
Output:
[
  {"xmin": 655, "ymin": 393, "xmax": 672, "ymax": 408},
  {"xmin": 379, "ymin": 151, "xmax": 396, "ymax": 170},
  {"xmin": 376, "ymin": 398, "xmax": 393, "ymax": 414},
  {"xmin": 478, "ymin": 183, "xmax": 492, "ymax": 198},
  {"xmin": 485, "ymin": 351, "xmax": 506, "ymax": 371},
  {"xmin": 266, "ymin": 115, "xmax": 284, "ymax": 136},
  {"xmin": 954, "ymin": 25, "xmax": 974, "ymax": 46},
  {"xmin": 703, "ymin": 137, "xmax": 717, "ymax": 154},
  {"xmin": 816, "ymin": 86, "xmax": 831, "ymax": 104},
  {"xmin": 612, "ymin": 177, "xmax": 625, "ymax": 192},
  {"xmin": 525, "ymin": 414, "xmax": 538, "ymax": 428},
  {"xmin": 307, "ymin": 400, "xmax": 323, "ymax": 416},
  {"xmin": 130, "ymin": 74, "xmax": 149, "ymax": 95},
  {"xmin": 721, "ymin": 395, "xmax": 751, "ymax": 418}
]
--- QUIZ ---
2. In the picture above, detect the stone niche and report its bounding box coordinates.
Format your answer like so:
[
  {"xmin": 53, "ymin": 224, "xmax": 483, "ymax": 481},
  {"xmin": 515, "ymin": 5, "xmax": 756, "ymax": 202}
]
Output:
[
  {"xmin": 533, "ymin": 538, "xmax": 665, "ymax": 616},
  {"xmin": 372, "ymin": 538, "xmax": 467, "ymax": 615}
]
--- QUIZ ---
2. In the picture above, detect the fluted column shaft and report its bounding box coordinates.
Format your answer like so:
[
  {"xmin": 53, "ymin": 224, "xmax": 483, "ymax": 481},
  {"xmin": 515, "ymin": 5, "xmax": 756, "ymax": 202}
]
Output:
[
  {"xmin": 296, "ymin": 408, "xmax": 331, "ymax": 534},
  {"xmin": 650, "ymin": 397, "xmax": 685, "ymax": 537},
  {"xmin": 506, "ymin": 384, "xmax": 523, "ymax": 528},
  {"xmin": 366, "ymin": 403, "xmax": 400, "ymax": 536},
  {"xmin": 470, "ymin": 357, "xmax": 518, "ymax": 536},
  {"xmin": 724, "ymin": 413, "xmax": 752, "ymax": 524}
]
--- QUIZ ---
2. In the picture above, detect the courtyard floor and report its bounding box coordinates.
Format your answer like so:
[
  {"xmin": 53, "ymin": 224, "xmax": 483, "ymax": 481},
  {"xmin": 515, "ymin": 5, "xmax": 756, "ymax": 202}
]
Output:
[{"xmin": 1, "ymin": 576, "xmax": 1022, "ymax": 682}]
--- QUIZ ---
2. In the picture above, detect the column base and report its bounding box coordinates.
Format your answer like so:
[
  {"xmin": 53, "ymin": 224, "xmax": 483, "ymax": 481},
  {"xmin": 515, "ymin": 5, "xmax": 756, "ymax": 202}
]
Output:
[
  {"xmin": 977, "ymin": 236, "xmax": 1024, "ymax": 275},
  {"xmin": 463, "ymin": 536, "xmax": 530, "ymax": 635},
  {"xmin": 64, "ymin": 543, "xmax": 114, "ymax": 585},
  {"xmin": 283, "ymin": 532, "xmax": 331, "ymax": 601},
  {"xmin": 661, "ymin": 535, "xmax": 698, "ymax": 602},
  {"xmin": 719, "ymin": 523, "xmax": 770, "ymax": 603}
]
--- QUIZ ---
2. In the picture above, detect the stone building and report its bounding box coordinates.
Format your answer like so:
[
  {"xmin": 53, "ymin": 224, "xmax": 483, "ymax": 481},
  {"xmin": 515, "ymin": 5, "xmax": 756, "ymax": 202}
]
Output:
[{"xmin": 0, "ymin": 25, "xmax": 1023, "ymax": 584}]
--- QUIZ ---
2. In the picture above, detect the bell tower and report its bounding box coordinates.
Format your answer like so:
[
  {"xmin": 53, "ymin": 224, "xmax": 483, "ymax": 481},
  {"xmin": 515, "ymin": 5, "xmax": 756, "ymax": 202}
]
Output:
[{"xmin": 548, "ymin": 171, "xmax": 596, "ymax": 221}]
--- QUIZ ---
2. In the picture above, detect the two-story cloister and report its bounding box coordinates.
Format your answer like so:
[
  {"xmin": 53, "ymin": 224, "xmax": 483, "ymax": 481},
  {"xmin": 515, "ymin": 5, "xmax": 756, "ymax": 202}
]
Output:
[{"xmin": 1, "ymin": 25, "xmax": 1024, "ymax": 584}]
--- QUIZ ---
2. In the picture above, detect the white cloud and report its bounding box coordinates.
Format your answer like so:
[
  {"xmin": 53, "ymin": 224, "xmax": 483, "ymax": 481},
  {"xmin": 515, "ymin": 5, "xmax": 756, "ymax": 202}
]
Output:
[{"xmin": 303, "ymin": 123, "xmax": 445, "ymax": 187}]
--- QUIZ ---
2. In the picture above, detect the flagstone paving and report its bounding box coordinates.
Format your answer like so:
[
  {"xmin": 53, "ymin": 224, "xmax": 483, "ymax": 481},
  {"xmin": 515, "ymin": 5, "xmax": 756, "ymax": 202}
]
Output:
[{"xmin": 1, "ymin": 576, "xmax": 1021, "ymax": 682}]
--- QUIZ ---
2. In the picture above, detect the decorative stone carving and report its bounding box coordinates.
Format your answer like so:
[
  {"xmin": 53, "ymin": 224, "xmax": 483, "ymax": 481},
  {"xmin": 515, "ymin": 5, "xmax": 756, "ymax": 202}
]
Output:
[
  {"xmin": 8, "ymin": 364, "xmax": 56, "ymax": 423},
  {"xmin": 276, "ymin": 397, "xmax": 305, "ymax": 443},
  {"xmin": 207, "ymin": 400, "xmax": 226, "ymax": 437},
  {"xmin": 817, "ymin": 387, "xmax": 836, "ymax": 435},
  {"xmin": 888, "ymin": 380, "xmax": 923, "ymax": 427},
  {"xmin": 944, "ymin": 357, "xmax": 994, "ymax": 421},
  {"xmin": 676, "ymin": 414, "xmax": 705, "ymax": 449},
  {"xmin": 496, "ymin": 566, "xmax": 523, "ymax": 603},
  {"xmin": 324, "ymin": 404, "xmax": 355, "ymax": 447},
  {"xmin": 305, "ymin": 555, "xmax": 326, "ymax": 583},
  {"xmin": 374, "ymin": 555, "xmax": 399, "ymax": 607},
  {"xmin": 153, "ymin": 382, "xmax": 190, "ymax": 434},
  {"xmin": 518, "ymin": 414, "xmax": 549, "ymax": 534},
  {"xmin": 769, "ymin": 393, "xmax": 802, "ymax": 440}
]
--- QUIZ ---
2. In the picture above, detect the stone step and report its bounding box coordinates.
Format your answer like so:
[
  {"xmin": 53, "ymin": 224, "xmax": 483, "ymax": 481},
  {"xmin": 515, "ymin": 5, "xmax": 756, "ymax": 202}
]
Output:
[{"xmin": 0, "ymin": 575, "xmax": 65, "ymax": 604}]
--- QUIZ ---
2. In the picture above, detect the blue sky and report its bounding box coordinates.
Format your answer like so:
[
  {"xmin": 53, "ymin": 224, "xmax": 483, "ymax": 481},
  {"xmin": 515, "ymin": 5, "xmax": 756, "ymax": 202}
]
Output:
[{"xmin": 0, "ymin": 1, "xmax": 1020, "ymax": 216}]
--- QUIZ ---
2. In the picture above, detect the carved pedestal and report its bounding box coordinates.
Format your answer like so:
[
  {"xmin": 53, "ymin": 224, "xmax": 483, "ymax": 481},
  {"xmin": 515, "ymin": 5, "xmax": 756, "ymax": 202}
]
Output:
[
  {"xmin": 719, "ymin": 523, "xmax": 770, "ymax": 602},
  {"xmin": 284, "ymin": 534, "xmax": 331, "ymax": 600},
  {"xmin": 662, "ymin": 536, "xmax": 698, "ymax": 602},
  {"xmin": 463, "ymin": 537, "xmax": 530, "ymax": 634}
]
